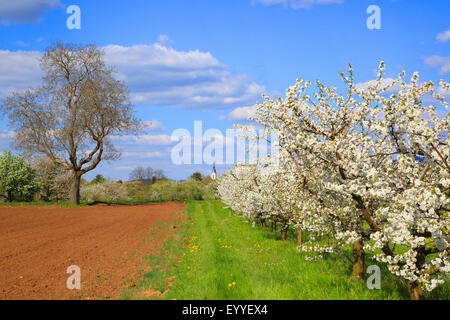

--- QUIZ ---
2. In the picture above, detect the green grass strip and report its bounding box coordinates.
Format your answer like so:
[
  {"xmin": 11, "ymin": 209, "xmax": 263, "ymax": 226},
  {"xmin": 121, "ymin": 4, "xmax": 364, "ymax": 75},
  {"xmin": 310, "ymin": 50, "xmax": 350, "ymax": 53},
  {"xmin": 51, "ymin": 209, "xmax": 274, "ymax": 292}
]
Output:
[{"xmin": 128, "ymin": 200, "xmax": 449, "ymax": 300}]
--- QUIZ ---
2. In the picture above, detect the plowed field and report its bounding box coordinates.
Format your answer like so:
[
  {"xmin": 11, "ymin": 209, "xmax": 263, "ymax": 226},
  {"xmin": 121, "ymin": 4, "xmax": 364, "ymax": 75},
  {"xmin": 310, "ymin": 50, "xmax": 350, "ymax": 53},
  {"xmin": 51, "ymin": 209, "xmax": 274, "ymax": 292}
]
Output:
[{"xmin": 0, "ymin": 202, "xmax": 184, "ymax": 300}]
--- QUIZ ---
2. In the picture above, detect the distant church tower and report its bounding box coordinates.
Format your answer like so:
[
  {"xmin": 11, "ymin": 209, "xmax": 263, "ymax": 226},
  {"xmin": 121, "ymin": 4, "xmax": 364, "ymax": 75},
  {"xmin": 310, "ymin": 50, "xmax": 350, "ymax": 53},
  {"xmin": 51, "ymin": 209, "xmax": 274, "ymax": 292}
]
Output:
[{"xmin": 211, "ymin": 163, "xmax": 217, "ymax": 180}]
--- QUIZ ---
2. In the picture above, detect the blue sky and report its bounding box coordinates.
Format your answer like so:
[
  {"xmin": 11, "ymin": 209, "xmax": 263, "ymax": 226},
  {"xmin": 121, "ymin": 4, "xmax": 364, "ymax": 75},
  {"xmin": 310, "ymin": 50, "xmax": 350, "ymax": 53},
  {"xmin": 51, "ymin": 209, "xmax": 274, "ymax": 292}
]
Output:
[{"xmin": 0, "ymin": 0, "xmax": 449, "ymax": 181}]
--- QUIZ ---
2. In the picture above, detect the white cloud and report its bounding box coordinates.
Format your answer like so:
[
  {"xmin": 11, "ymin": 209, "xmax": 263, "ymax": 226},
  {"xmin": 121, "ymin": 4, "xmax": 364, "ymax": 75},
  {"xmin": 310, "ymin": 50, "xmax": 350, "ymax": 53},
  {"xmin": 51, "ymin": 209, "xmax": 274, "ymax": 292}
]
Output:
[
  {"xmin": 121, "ymin": 151, "xmax": 165, "ymax": 159},
  {"xmin": 0, "ymin": 130, "xmax": 15, "ymax": 148},
  {"xmin": 424, "ymin": 55, "xmax": 450, "ymax": 75},
  {"xmin": 251, "ymin": 0, "xmax": 344, "ymax": 10},
  {"xmin": 104, "ymin": 44, "xmax": 265, "ymax": 109},
  {"xmin": 0, "ymin": 44, "xmax": 265, "ymax": 110},
  {"xmin": 0, "ymin": 50, "xmax": 42, "ymax": 98},
  {"xmin": 0, "ymin": 130, "xmax": 15, "ymax": 139},
  {"xmin": 228, "ymin": 106, "xmax": 256, "ymax": 121},
  {"xmin": 112, "ymin": 134, "xmax": 179, "ymax": 146},
  {"xmin": 115, "ymin": 166, "xmax": 136, "ymax": 171},
  {"xmin": 0, "ymin": 0, "xmax": 62, "ymax": 25},
  {"xmin": 157, "ymin": 34, "xmax": 173, "ymax": 46},
  {"xmin": 143, "ymin": 120, "xmax": 166, "ymax": 131},
  {"xmin": 157, "ymin": 34, "xmax": 169, "ymax": 42},
  {"xmin": 13, "ymin": 40, "xmax": 29, "ymax": 47},
  {"xmin": 436, "ymin": 29, "xmax": 450, "ymax": 43}
]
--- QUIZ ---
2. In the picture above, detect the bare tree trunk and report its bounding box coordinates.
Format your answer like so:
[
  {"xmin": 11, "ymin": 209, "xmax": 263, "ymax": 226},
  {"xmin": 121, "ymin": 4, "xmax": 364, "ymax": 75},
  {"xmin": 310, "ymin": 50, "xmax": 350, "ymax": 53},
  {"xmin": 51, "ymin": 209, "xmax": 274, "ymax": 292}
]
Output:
[
  {"xmin": 70, "ymin": 173, "xmax": 81, "ymax": 206},
  {"xmin": 271, "ymin": 221, "xmax": 276, "ymax": 232},
  {"xmin": 407, "ymin": 281, "xmax": 426, "ymax": 300},
  {"xmin": 281, "ymin": 223, "xmax": 289, "ymax": 241},
  {"xmin": 352, "ymin": 240, "xmax": 365, "ymax": 279},
  {"xmin": 296, "ymin": 226, "xmax": 302, "ymax": 247}
]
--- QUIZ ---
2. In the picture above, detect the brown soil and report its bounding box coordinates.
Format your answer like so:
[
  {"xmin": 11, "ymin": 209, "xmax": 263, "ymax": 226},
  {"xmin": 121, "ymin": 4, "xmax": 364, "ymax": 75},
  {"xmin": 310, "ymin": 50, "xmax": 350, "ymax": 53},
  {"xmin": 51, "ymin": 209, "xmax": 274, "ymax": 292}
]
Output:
[{"xmin": 0, "ymin": 202, "xmax": 185, "ymax": 300}]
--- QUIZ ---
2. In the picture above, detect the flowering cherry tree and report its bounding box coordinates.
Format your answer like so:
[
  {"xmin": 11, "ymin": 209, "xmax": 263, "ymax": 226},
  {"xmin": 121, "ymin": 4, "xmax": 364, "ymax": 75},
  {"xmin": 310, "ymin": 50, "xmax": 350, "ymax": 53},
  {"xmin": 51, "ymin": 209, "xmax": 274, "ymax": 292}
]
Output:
[
  {"xmin": 217, "ymin": 157, "xmax": 303, "ymax": 241},
  {"xmin": 354, "ymin": 64, "xmax": 450, "ymax": 299},
  {"xmin": 220, "ymin": 62, "xmax": 449, "ymax": 299},
  {"xmin": 217, "ymin": 164, "xmax": 265, "ymax": 223}
]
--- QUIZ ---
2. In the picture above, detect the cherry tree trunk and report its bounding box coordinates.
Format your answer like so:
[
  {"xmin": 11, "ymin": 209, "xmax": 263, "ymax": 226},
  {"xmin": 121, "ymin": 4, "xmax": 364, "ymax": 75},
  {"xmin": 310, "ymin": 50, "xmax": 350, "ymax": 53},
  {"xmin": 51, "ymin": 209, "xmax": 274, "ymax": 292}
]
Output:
[
  {"xmin": 352, "ymin": 240, "xmax": 365, "ymax": 279},
  {"xmin": 261, "ymin": 219, "xmax": 267, "ymax": 228},
  {"xmin": 407, "ymin": 281, "xmax": 426, "ymax": 300},
  {"xmin": 296, "ymin": 226, "xmax": 302, "ymax": 247},
  {"xmin": 280, "ymin": 224, "xmax": 289, "ymax": 241},
  {"xmin": 271, "ymin": 221, "xmax": 276, "ymax": 232}
]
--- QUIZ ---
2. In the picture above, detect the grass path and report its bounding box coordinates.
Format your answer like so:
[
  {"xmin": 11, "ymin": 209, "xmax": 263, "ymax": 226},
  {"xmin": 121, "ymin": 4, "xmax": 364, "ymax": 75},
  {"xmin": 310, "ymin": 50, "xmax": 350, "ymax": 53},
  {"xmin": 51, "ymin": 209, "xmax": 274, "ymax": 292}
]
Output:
[{"xmin": 126, "ymin": 200, "xmax": 448, "ymax": 300}]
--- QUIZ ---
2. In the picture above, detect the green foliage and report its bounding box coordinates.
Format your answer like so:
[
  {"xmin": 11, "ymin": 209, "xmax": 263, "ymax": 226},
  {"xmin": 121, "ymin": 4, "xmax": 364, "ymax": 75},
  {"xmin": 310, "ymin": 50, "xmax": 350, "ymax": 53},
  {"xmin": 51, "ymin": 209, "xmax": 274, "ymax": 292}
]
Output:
[
  {"xmin": 91, "ymin": 174, "xmax": 107, "ymax": 185},
  {"xmin": 190, "ymin": 172, "xmax": 203, "ymax": 182},
  {"xmin": 0, "ymin": 151, "xmax": 40, "ymax": 202}
]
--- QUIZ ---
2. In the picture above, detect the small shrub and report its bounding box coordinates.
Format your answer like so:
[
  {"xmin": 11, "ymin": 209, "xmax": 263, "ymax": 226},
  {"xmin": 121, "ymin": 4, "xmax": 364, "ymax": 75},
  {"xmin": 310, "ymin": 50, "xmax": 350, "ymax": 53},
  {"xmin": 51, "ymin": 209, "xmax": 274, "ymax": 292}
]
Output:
[
  {"xmin": 81, "ymin": 180, "xmax": 129, "ymax": 202},
  {"xmin": 0, "ymin": 151, "xmax": 40, "ymax": 202},
  {"xmin": 33, "ymin": 158, "xmax": 72, "ymax": 202}
]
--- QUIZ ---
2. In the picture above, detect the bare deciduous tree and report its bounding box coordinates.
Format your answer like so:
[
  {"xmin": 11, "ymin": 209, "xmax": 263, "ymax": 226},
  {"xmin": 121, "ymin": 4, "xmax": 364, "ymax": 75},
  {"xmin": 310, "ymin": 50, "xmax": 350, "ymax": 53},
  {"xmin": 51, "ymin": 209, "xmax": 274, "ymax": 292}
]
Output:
[
  {"xmin": 144, "ymin": 167, "xmax": 155, "ymax": 181},
  {"xmin": 1, "ymin": 43, "xmax": 141, "ymax": 205},
  {"xmin": 154, "ymin": 169, "xmax": 165, "ymax": 180},
  {"xmin": 129, "ymin": 166, "xmax": 146, "ymax": 182},
  {"xmin": 129, "ymin": 166, "xmax": 165, "ymax": 183}
]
